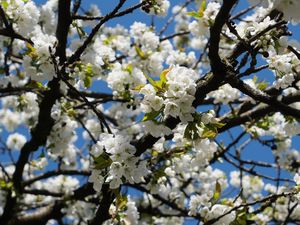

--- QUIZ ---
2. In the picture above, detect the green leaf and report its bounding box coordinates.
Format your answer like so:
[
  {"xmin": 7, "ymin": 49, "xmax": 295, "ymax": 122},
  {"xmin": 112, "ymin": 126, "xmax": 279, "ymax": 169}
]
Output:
[
  {"xmin": 202, "ymin": 125, "xmax": 217, "ymax": 138},
  {"xmin": 184, "ymin": 122, "xmax": 200, "ymax": 140},
  {"xmin": 83, "ymin": 76, "xmax": 92, "ymax": 88},
  {"xmin": 25, "ymin": 43, "xmax": 35, "ymax": 53},
  {"xmin": 214, "ymin": 122, "xmax": 226, "ymax": 129},
  {"xmin": 0, "ymin": 180, "xmax": 13, "ymax": 190},
  {"xmin": 256, "ymin": 119, "xmax": 270, "ymax": 130},
  {"xmin": 1, "ymin": 1, "xmax": 8, "ymax": 9},
  {"xmin": 85, "ymin": 63, "xmax": 93, "ymax": 77},
  {"xmin": 151, "ymin": 149, "xmax": 159, "ymax": 157},
  {"xmin": 213, "ymin": 181, "xmax": 222, "ymax": 200},
  {"xmin": 187, "ymin": 1, "xmax": 206, "ymax": 19},
  {"xmin": 83, "ymin": 63, "xmax": 94, "ymax": 88},
  {"xmin": 133, "ymin": 84, "xmax": 146, "ymax": 91},
  {"xmin": 116, "ymin": 194, "xmax": 128, "ymax": 211},
  {"xmin": 253, "ymin": 75, "xmax": 258, "ymax": 83},
  {"xmin": 94, "ymin": 153, "xmax": 112, "ymax": 170},
  {"xmin": 230, "ymin": 209, "xmax": 251, "ymax": 225},
  {"xmin": 142, "ymin": 110, "xmax": 161, "ymax": 122},
  {"xmin": 67, "ymin": 108, "xmax": 77, "ymax": 118},
  {"xmin": 135, "ymin": 45, "xmax": 147, "ymax": 60},
  {"xmin": 198, "ymin": 0, "xmax": 206, "ymax": 17},
  {"xmin": 172, "ymin": 148, "xmax": 188, "ymax": 157},
  {"xmin": 257, "ymin": 81, "xmax": 269, "ymax": 90},
  {"xmin": 160, "ymin": 68, "xmax": 169, "ymax": 84},
  {"xmin": 201, "ymin": 122, "xmax": 224, "ymax": 139},
  {"xmin": 26, "ymin": 80, "xmax": 48, "ymax": 91},
  {"xmin": 0, "ymin": 67, "xmax": 6, "ymax": 74},
  {"xmin": 124, "ymin": 64, "xmax": 133, "ymax": 74},
  {"xmin": 143, "ymin": 72, "xmax": 163, "ymax": 91},
  {"xmin": 38, "ymin": 151, "xmax": 45, "ymax": 158},
  {"xmin": 152, "ymin": 167, "xmax": 167, "ymax": 182},
  {"xmin": 25, "ymin": 43, "xmax": 37, "ymax": 58},
  {"xmin": 157, "ymin": 67, "xmax": 171, "ymax": 89},
  {"xmin": 102, "ymin": 38, "xmax": 110, "ymax": 45},
  {"xmin": 187, "ymin": 11, "xmax": 201, "ymax": 19},
  {"xmin": 47, "ymin": 143, "xmax": 55, "ymax": 150}
]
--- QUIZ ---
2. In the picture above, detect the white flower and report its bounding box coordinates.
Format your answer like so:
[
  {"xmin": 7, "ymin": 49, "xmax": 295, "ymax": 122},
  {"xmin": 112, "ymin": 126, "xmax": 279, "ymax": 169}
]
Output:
[
  {"xmin": 188, "ymin": 2, "xmax": 221, "ymax": 38},
  {"xmin": 201, "ymin": 111, "xmax": 217, "ymax": 124},
  {"xmin": 130, "ymin": 22, "xmax": 148, "ymax": 38},
  {"xmin": 208, "ymin": 84, "xmax": 241, "ymax": 104},
  {"xmin": 230, "ymin": 171, "xmax": 264, "ymax": 197},
  {"xmin": 0, "ymin": 109, "xmax": 23, "ymax": 131},
  {"xmin": 140, "ymin": 31, "xmax": 160, "ymax": 51},
  {"xmin": 275, "ymin": 0, "xmax": 300, "ymax": 23},
  {"xmin": 294, "ymin": 173, "xmax": 300, "ymax": 185},
  {"xmin": 143, "ymin": 121, "xmax": 172, "ymax": 138},
  {"xmin": 23, "ymin": 32, "xmax": 57, "ymax": 82},
  {"xmin": 6, "ymin": 133, "xmax": 26, "ymax": 150},
  {"xmin": 148, "ymin": 52, "xmax": 164, "ymax": 75},
  {"xmin": 141, "ymin": 0, "xmax": 170, "ymax": 17},
  {"xmin": 205, "ymin": 204, "xmax": 236, "ymax": 225},
  {"xmin": 274, "ymin": 73, "xmax": 295, "ymax": 89},
  {"xmin": 88, "ymin": 170, "xmax": 104, "ymax": 192},
  {"xmin": 3, "ymin": 0, "xmax": 40, "ymax": 37},
  {"xmin": 94, "ymin": 40, "xmax": 116, "ymax": 63},
  {"xmin": 107, "ymin": 177, "xmax": 122, "ymax": 189},
  {"xmin": 164, "ymin": 167, "xmax": 176, "ymax": 177},
  {"xmin": 189, "ymin": 195, "xmax": 202, "ymax": 216},
  {"xmin": 107, "ymin": 65, "xmax": 146, "ymax": 96},
  {"xmin": 192, "ymin": 139, "xmax": 217, "ymax": 166},
  {"xmin": 124, "ymin": 197, "xmax": 140, "ymax": 225},
  {"xmin": 268, "ymin": 54, "xmax": 293, "ymax": 74},
  {"xmin": 248, "ymin": 0, "xmax": 300, "ymax": 23},
  {"xmin": 92, "ymin": 134, "xmax": 149, "ymax": 189},
  {"xmin": 164, "ymin": 101, "xmax": 180, "ymax": 118},
  {"xmin": 166, "ymin": 51, "xmax": 196, "ymax": 67},
  {"xmin": 91, "ymin": 141, "xmax": 104, "ymax": 157},
  {"xmin": 42, "ymin": 175, "xmax": 79, "ymax": 195}
]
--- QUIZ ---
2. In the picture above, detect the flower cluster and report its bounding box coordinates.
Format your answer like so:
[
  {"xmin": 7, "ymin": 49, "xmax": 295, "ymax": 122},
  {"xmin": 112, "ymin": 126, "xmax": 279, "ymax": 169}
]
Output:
[
  {"xmin": 188, "ymin": 1, "xmax": 221, "ymax": 49},
  {"xmin": 141, "ymin": 0, "xmax": 170, "ymax": 17},
  {"xmin": 249, "ymin": 0, "xmax": 300, "ymax": 23},
  {"xmin": 207, "ymin": 83, "xmax": 241, "ymax": 104},
  {"xmin": 107, "ymin": 63, "xmax": 146, "ymax": 97},
  {"xmin": 140, "ymin": 66, "xmax": 199, "ymax": 123},
  {"xmin": 267, "ymin": 51, "xmax": 300, "ymax": 89},
  {"xmin": 48, "ymin": 101, "xmax": 78, "ymax": 168},
  {"xmin": 89, "ymin": 134, "xmax": 150, "ymax": 191}
]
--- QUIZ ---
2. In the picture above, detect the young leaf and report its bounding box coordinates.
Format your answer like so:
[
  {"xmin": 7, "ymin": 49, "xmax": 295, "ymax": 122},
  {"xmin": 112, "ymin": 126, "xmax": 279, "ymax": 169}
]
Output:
[
  {"xmin": 83, "ymin": 76, "xmax": 92, "ymax": 88},
  {"xmin": 135, "ymin": 45, "xmax": 147, "ymax": 60},
  {"xmin": 257, "ymin": 81, "xmax": 269, "ymax": 90},
  {"xmin": 159, "ymin": 67, "xmax": 172, "ymax": 88},
  {"xmin": 184, "ymin": 122, "xmax": 200, "ymax": 140},
  {"xmin": 202, "ymin": 126, "xmax": 217, "ymax": 139},
  {"xmin": 187, "ymin": 11, "xmax": 201, "ymax": 19},
  {"xmin": 94, "ymin": 153, "xmax": 112, "ymax": 170},
  {"xmin": 1, "ymin": 1, "xmax": 9, "ymax": 9},
  {"xmin": 142, "ymin": 110, "xmax": 160, "ymax": 122},
  {"xmin": 214, "ymin": 122, "xmax": 226, "ymax": 129},
  {"xmin": 133, "ymin": 84, "xmax": 146, "ymax": 91},
  {"xmin": 213, "ymin": 181, "xmax": 222, "ymax": 200},
  {"xmin": 198, "ymin": 0, "xmax": 207, "ymax": 17},
  {"xmin": 143, "ymin": 72, "xmax": 163, "ymax": 91},
  {"xmin": 124, "ymin": 64, "xmax": 133, "ymax": 74},
  {"xmin": 116, "ymin": 194, "xmax": 128, "ymax": 211}
]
